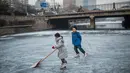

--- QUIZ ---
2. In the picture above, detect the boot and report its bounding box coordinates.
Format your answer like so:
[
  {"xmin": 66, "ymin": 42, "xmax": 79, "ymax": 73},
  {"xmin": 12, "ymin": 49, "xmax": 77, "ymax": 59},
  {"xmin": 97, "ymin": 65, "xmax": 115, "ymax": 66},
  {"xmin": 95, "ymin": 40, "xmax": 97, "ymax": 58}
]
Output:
[{"xmin": 60, "ymin": 63, "xmax": 67, "ymax": 70}]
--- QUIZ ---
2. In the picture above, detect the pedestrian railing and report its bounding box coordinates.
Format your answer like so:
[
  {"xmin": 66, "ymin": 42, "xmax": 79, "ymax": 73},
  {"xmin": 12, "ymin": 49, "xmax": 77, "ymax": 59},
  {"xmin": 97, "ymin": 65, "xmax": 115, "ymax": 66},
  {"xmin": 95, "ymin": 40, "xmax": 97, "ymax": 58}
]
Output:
[{"xmin": 83, "ymin": 1, "xmax": 130, "ymax": 11}]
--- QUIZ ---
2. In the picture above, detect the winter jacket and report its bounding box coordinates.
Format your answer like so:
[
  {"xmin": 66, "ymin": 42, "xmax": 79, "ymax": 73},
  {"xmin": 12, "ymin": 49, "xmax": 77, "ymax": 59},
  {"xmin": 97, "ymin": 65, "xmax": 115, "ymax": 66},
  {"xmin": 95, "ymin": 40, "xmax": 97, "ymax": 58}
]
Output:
[
  {"xmin": 55, "ymin": 37, "xmax": 68, "ymax": 59},
  {"xmin": 72, "ymin": 32, "xmax": 82, "ymax": 47}
]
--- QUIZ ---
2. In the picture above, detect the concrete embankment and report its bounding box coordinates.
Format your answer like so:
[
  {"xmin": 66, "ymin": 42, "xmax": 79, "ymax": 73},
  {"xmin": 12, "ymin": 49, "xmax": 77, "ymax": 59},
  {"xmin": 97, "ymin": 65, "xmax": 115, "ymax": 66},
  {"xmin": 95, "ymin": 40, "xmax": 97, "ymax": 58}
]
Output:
[{"xmin": 0, "ymin": 16, "xmax": 53, "ymax": 35}]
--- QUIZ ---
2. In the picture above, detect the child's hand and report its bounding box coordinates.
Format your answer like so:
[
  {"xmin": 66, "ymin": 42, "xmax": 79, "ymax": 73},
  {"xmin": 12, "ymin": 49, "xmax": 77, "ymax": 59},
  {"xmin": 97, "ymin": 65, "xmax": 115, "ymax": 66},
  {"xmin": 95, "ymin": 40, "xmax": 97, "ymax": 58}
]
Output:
[{"xmin": 52, "ymin": 46, "xmax": 55, "ymax": 49}]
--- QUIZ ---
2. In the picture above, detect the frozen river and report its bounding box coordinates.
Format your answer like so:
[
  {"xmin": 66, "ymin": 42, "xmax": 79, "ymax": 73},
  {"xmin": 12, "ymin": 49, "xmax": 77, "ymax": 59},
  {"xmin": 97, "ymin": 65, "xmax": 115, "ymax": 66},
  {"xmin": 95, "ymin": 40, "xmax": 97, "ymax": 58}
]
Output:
[{"xmin": 0, "ymin": 30, "xmax": 130, "ymax": 73}]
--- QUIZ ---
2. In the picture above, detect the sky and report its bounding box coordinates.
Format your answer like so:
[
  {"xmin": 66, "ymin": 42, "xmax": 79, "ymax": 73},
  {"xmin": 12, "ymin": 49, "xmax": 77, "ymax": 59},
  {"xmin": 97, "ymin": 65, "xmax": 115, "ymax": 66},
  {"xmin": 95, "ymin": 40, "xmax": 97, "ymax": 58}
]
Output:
[{"xmin": 29, "ymin": 0, "xmax": 129, "ymax": 5}]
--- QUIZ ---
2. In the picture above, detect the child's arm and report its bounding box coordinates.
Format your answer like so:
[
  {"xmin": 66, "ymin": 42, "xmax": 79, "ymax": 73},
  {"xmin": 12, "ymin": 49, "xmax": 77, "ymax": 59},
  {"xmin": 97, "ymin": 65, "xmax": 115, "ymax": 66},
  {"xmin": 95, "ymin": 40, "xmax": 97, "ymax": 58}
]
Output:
[
  {"xmin": 72, "ymin": 33, "xmax": 74, "ymax": 45},
  {"xmin": 77, "ymin": 32, "xmax": 82, "ymax": 41},
  {"xmin": 55, "ymin": 40, "xmax": 64, "ymax": 49}
]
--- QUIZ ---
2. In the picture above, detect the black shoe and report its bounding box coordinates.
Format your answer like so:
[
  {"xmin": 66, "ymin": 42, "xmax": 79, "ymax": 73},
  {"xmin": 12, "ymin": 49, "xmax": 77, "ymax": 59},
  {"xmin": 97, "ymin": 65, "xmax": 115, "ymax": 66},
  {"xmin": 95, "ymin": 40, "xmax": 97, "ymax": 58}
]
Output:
[{"xmin": 60, "ymin": 66, "xmax": 66, "ymax": 70}]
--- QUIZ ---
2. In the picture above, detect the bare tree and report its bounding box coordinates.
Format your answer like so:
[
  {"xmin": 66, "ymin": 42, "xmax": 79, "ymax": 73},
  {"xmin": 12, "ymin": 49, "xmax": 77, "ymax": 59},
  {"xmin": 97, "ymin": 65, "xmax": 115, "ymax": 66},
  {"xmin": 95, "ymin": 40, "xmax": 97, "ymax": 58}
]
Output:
[{"xmin": 0, "ymin": 0, "xmax": 9, "ymax": 14}]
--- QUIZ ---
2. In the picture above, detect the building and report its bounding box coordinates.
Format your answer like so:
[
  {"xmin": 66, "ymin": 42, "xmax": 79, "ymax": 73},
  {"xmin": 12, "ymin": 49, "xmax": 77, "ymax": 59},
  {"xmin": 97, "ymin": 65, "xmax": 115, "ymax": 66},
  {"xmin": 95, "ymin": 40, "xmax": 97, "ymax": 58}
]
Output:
[
  {"xmin": 83, "ymin": 0, "xmax": 88, "ymax": 7},
  {"xmin": 85, "ymin": 0, "xmax": 96, "ymax": 10},
  {"xmin": 63, "ymin": 0, "xmax": 73, "ymax": 8},
  {"xmin": 74, "ymin": 0, "xmax": 96, "ymax": 10},
  {"xmin": 35, "ymin": 0, "xmax": 42, "ymax": 10},
  {"xmin": 88, "ymin": 0, "xmax": 96, "ymax": 5},
  {"xmin": 74, "ymin": 0, "xmax": 96, "ymax": 7},
  {"xmin": 75, "ymin": 0, "xmax": 83, "ymax": 7},
  {"xmin": 19, "ymin": 0, "xmax": 29, "ymax": 5}
]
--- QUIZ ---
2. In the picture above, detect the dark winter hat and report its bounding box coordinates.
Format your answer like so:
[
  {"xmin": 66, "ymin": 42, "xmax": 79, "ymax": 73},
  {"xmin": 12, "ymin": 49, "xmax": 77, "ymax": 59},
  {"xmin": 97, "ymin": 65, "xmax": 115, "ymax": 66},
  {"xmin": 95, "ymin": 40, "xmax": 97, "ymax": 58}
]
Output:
[
  {"xmin": 55, "ymin": 33, "xmax": 61, "ymax": 37},
  {"xmin": 72, "ymin": 26, "xmax": 77, "ymax": 30}
]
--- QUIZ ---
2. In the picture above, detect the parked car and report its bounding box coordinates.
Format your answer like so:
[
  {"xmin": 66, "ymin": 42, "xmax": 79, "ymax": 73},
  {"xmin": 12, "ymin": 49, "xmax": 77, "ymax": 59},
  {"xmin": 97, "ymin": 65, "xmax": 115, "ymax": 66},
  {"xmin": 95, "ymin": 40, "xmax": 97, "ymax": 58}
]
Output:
[
  {"xmin": 120, "ymin": 5, "xmax": 130, "ymax": 9},
  {"xmin": 92, "ymin": 8, "xmax": 101, "ymax": 10}
]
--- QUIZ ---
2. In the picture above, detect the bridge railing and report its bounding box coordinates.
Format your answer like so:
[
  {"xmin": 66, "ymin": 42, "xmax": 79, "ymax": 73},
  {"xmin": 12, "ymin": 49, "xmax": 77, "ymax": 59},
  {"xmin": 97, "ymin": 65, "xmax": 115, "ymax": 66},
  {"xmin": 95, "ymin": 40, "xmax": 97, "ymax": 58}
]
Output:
[
  {"xmin": 45, "ymin": 9, "xmax": 130, "ymax": 18},
  {"xmin": 50, "ymin": 1, "xmax": 130, "ymax": 15},
  {"xmin": 85, "ymin": 1, "xmax": 130, "ymax": 11}
]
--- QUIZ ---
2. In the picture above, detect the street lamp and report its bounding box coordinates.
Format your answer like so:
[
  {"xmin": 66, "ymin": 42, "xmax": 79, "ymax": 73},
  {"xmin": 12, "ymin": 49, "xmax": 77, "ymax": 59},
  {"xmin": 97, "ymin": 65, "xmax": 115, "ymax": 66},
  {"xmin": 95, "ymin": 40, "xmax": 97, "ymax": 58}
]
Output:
[
  {"xmin": 25, "ymin": 3, "xmax": 28, "ymax": 16},
  {"xmin": 10, "ymin": 0, "xmax": 15, "ymax": 16}
]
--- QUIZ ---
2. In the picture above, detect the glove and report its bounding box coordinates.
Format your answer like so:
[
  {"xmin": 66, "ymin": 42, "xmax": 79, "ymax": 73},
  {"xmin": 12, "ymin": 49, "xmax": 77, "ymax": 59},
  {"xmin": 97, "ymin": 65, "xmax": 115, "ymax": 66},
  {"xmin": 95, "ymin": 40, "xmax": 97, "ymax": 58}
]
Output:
[{"xmin": 52, "ymin": 46, "xmax": 55, "ymax": 49}]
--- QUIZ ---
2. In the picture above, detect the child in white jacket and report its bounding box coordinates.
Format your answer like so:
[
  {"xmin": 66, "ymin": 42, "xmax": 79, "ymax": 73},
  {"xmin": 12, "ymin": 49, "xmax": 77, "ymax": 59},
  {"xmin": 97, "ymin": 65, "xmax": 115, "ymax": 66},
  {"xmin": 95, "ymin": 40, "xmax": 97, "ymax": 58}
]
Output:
[{"xmin": 52, "ymin": 33, "xmax": 68, "ymax": 70}]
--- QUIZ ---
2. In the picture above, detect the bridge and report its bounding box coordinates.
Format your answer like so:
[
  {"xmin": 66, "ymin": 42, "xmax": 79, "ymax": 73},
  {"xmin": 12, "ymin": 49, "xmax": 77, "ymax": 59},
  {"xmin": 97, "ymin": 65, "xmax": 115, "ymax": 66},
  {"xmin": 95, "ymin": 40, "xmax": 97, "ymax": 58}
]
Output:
[{"xmin": 46, "ymin": 1, "xmax": 130, "ymax": 29}]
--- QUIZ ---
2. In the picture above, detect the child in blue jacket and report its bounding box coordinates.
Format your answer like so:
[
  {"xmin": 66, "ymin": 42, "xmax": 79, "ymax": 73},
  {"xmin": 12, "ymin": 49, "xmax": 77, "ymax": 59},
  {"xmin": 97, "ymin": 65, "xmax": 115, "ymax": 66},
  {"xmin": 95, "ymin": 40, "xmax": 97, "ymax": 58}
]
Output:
[{"xmin": 72, "ymin": 26, "xmax": 87, "ymax": 58}]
